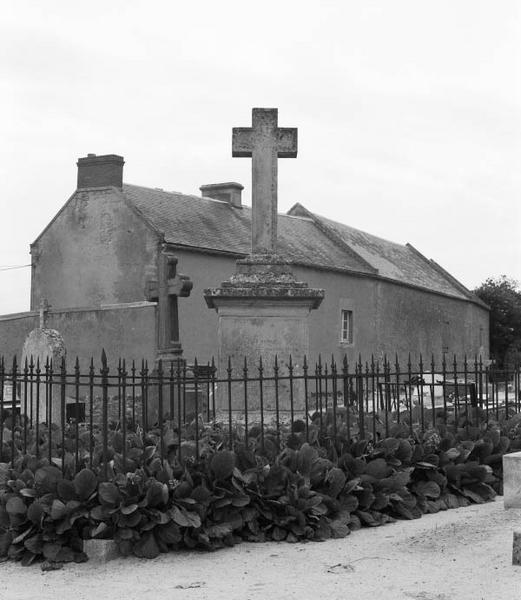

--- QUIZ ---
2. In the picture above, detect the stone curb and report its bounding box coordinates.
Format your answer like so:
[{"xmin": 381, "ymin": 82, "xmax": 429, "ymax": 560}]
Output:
[{"xmin": 82, "ymin": 539, "xmax": 120, "ymax": 563}]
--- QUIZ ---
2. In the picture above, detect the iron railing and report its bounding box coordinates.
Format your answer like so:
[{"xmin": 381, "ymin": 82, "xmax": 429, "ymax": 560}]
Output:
[{"xmin": 0, "ymin": 352, "xmax": 520, "ymax": 475}]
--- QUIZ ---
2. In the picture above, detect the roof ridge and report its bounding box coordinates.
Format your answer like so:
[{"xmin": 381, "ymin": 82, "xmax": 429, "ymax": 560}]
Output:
[
  {"xmin": 406, "ymin": 243, "xmax": 488, "ymax": 309},
  {"xmin": 289, "ymin": 203, "xmax": 378, "ymax": 274}
]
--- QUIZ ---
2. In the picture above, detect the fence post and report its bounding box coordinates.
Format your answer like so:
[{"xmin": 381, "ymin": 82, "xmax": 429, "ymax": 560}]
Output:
[
  {"xmin": 331, "ymin": 356, "xmax": 338, "ymax": 441},
  {"xmin": 22, "ymin": 357, "xmax": 28, "ymax": 454},
  {"xmin": 0, "ymin": 357, "xmax": 4, "ymax": 459},
  {"xmin": 74, "ymin": 357, "xmax": 80, "ymax": 472},
  {"xmin": 121, "ymin": 359, "xmax": 127, "ymax": 471},
  {"xmin": 193, "ymin": 358, "xmax": 199, "ymax": 459},
  {"xmin": 60, "ymin": 356, "xmax": 66, "ymax": 475},
  {"xmin": 227, "ymin": 357, "xmax": 233, "ymax": 450},
  {"xmin": 158, "ymin": 359, "xmax": 164, "ymax": 460},
  {"xmin": 274, "ymin": 356, "xmax": 280, "ymax": 446},
  {"xmin": 258, "ymin": 356, "xmax": 265, "ymax": 452},
  {"xmin": 88, "ymin": 358, "xmax": 94, "ymax": 469},
  {"xmin": 303, "ymin": 355, "xmax": 310, "ymax": 442},
  {"xmin": 101, "ymin": 350, "xmax": 109, "ymax": 480},
  {"xmin": 243, "ymin": 357, "xmax": 249, "ymax": 448},
  {"xmin": 46, "ymin": 358, "xmax": 53, "ymax": 465},
  {"xmin": 289, "ymin": 355, "xmax": 295, "ymax": 431},
  {"xmin": 356, "ymin": 356, "xmax": 365, "ymax": 440},
  {"xmin": 11, "ymin": 356, "xmax": 17, "ymax": 467}
]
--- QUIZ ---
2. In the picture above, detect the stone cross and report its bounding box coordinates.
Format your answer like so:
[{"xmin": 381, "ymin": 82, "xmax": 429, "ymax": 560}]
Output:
[
  {"xmin": 39, "ymin": 298, "xmax": 51, "ymax": 329},
  {"xmin": 146, "ymin": 250, "xmax": 193, "ymax": 355},
  {"xmin": 232, "ymin": 108, "xmax": 297, "ymax": 255}
]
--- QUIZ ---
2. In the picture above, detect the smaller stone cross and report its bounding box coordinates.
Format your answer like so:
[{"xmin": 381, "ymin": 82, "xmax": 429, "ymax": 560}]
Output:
[
  {"xmin": 232, "ymin": 108, "xmax": 297, "ymax": 255},
  {"xmin": 39, "ymin": 298, "xmax": 51, "ymax": 329},
  {"xmin": 146, "ymin": 250, "xmax": 193, "ymax": 356}
]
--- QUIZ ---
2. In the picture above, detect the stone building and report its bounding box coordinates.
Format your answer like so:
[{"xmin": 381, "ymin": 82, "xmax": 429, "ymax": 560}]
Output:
[{"xmin": 0, "ymin": 153, "xmax": 489, "ymax": 369}]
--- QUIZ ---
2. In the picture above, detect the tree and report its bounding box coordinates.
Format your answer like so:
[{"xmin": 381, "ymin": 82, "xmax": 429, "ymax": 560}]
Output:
[{"xmin": 474, "ymin": 276, "xmax": 521, "ymax": 368}]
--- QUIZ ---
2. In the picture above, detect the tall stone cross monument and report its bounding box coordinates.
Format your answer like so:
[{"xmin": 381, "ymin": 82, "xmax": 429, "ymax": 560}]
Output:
[{"xmin": 205, "ymin": 108, "xmax": 325, "ymax": 411}]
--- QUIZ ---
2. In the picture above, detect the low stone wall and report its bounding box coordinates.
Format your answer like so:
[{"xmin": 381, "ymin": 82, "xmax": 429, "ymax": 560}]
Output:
[{"xmin": 0, "ymin": 302, "xmax": 157, "ymax": 372}]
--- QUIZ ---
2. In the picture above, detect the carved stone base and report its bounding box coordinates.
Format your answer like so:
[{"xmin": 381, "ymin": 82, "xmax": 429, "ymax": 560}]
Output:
[{"xmin": 204, "ymin": 256, "xmax": 324, "ymax": 411}]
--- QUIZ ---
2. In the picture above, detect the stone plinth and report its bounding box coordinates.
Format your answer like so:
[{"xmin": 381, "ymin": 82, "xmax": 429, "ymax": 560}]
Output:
[
  {"xmin": 21, "ymin": 328, "xmax": 66, "ymax": 426},
  {"xmin": 204, "ymin": 255, "xmax": 324, "ymax": 412},
  {"xmin": 503, "ymin": 452, "xmax": 521, "ymax": 509}
]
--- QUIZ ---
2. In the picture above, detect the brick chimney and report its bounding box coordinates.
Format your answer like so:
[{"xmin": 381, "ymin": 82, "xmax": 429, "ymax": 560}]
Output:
[
  {"xmin": 199, "ymin": 182, "xmax": 243, "ymax": 208},
  {"xmin": 77, "ymin": 154, "xmax": 125, "ymax": 189}
]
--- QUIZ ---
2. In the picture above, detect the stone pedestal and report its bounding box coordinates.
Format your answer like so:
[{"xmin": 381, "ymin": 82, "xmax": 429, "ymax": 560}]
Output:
[{"xmin": 204, "ymin": 255, "xmax": 324, "ymax": 412}]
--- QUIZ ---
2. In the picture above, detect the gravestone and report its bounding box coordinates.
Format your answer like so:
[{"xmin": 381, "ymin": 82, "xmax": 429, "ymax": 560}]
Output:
[
  {"xmin": 20, "ymin": 299, "xmax": 67, "ymax": 425},
  {"xmin": 205, "ymin": 108, "xmax": 325, "ymax": 412},
  {"xmin": 145, "ymin": 247, "xmax": 196, "ymax": 424},
  {"xmin": 145, "ymin": 247, "xmax": 193, "ymax": 363}
]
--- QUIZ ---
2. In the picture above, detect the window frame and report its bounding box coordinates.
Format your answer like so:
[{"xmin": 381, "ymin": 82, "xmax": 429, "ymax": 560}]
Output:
[{"xmin": 339, "ymin": 308, "xmax": 354, "ymax": 345}]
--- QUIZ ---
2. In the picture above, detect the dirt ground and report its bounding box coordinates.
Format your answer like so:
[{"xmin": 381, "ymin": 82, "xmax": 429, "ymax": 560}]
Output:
[{"xmin": 1, "ymin": 497, "xmax": 520, "ymax": 600}]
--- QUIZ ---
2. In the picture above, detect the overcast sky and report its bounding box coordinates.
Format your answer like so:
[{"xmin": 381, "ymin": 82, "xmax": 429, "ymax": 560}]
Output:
[{"xmin": 1, "ymin": 0, "xmax": 520, "ymax": 315}]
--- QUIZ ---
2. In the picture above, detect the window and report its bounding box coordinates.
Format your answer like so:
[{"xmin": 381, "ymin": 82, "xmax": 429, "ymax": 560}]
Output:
[{"xmin": 340, "ymin": 309, "xmax": 353, "ymax": 344}]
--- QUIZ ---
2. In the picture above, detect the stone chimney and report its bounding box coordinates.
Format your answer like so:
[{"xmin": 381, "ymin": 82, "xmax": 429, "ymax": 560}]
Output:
[
  {"xmin": 200, "ymin": 182, "xmax": 243, "ymax": 208},
  {"xmin": 77, "ymin": 154, "xmax": 125, "ymax": 189}
]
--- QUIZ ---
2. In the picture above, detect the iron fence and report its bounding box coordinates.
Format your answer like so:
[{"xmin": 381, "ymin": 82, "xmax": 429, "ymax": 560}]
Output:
[{"xmin": 0, "ymin": 352, "xmax": 520, "ymax": 475}]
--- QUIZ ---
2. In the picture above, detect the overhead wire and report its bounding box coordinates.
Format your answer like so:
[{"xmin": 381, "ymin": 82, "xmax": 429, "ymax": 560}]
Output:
[{"xmin": 0, "ymin": 264, "xmax": 31, "ymax": 271}]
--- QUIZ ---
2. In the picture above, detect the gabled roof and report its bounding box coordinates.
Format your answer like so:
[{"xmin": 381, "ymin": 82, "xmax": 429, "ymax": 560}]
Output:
[
  {"xmin": 118, "ymin": 183, "xmax": 481, "ymax": 304},
  {"xmin": 122, "ymin": 184, "xmax": 372, "ymax": 273}
]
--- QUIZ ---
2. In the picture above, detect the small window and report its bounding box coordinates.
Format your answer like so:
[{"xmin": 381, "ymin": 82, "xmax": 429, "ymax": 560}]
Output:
[{"xmin": 340, "ymin": 309, "xmax": 353, "ymax": 344}]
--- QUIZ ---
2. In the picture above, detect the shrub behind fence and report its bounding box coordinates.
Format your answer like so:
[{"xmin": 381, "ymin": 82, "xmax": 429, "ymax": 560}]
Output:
[{"xmin": 1, "ymin": 352, "xmax": 520, "ymax": 475}]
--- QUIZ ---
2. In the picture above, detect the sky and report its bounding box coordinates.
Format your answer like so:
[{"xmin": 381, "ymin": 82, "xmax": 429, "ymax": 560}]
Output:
[{"xmin": 1, "ymin": 0, "xmax": 520, "ymax": 315}]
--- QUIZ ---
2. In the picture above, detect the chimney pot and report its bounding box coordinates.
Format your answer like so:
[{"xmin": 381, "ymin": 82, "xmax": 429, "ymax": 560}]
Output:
[
  {"xmin": 199, "ymin": 182, "xmax": 243, "ymax": 208},
  {"xmin": 77, "ymin": 154, "xmax": 124, "ymax": 189}
]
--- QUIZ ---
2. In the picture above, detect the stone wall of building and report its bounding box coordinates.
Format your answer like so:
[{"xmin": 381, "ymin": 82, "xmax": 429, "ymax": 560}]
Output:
[
  {"xmin": 0, "ymin": 303, "xmax": 157, "ymax": 372},
  {"xmin": 170, "ymin": 250, "xmax": 489, "ymax": 368},
  {"xmin": 30, "ymin": 188, "xmax": 159, "ymax": 310}
]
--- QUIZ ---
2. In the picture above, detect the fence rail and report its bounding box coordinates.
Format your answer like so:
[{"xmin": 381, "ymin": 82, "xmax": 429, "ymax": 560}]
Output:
[{"xmin": 1, "ymin": 352, "xmax": 520, "ymax": 476}]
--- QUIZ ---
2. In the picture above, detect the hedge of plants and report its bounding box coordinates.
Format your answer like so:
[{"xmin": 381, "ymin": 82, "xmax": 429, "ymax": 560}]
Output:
[{"xmin": 1, "ymin": 411, "xmax": 521, "ymax": 569}]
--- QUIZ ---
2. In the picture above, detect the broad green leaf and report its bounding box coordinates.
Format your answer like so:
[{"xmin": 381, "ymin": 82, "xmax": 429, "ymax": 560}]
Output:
[
  {"xmin": 169, "ymin": 505, "xmax": 201, "ymax": 529},
  {"xmin": 133, "ymin": 531, "xmax": 160, "ymax": 559},
  {"xmin": 27, "ymin": 502, "xmax": 45, "ymax": 525},
  {"xmin": 34, "ymin": 466, "xmax": 63, "ymax": 494},
  {"xmin": 57, "ymin": 480, "xmax": 76, "ymax": 502},
  {"xmin": 120, "ymin": 504, "xmax": 138, "ymax": 515},
  {"xmin": 415, "ymin": 481, "xmax": 441, "ymax": 499},
  {"xmin": 50, "ymin": 499, "xmax": 67, "ymax": 521},
  {"xmin": 155, "ymin": 522, "xmax": 182, "ymax": 545},
  {"xmin": 73, "ymin": 469, "xmax": 98, "ymax": 501},
  {"xmin": 98, "ymin": 482, "xmax": 121, "ymax": 506},
  {"xmin": 6, "ymin": 496, "xmax": 27, "ymax": 516}
]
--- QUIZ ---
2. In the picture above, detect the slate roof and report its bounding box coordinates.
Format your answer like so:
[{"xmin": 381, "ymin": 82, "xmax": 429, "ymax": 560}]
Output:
[{"xmin": 121, "ymin": 183, "xmax": 480, "ymax": 304}]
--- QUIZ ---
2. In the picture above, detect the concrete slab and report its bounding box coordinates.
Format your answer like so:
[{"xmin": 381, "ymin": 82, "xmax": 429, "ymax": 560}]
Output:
[{"xmin": 503, "ymin": 451, "xmax": 521, "ymax": 508}]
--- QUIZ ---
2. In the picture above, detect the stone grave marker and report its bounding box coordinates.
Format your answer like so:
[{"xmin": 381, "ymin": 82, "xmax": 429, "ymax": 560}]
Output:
[{"xmin": 21, "ymin": 299, "xmax": 67, "ymax": 425}]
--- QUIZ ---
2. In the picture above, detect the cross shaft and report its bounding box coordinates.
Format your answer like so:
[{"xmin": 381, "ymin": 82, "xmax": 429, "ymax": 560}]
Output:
[
  {"xmin": 146, "ymin": 251, "xmax": 192, "ymax": 353},
  {"xmin": 232, "ymin": 108, "xmax": 297, "ymax": 255}
]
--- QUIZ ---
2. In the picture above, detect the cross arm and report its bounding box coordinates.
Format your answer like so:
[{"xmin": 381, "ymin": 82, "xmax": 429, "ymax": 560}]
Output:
[
  {"xmin": 276, "ymin": 128, "xmax": 297, "ymax": 157},
  {"xmin": 232, "ymin": 128, "xmax": 254, "ymax": 157},
  {"xmin": 168, "ymin": 275, "xmax": 193, "ymax": 297}
]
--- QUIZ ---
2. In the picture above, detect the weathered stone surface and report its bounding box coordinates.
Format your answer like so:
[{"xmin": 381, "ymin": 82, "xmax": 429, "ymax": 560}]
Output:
[
  {"xmin": 205, "ymin": 255, "xmax": 325, "ymax": 411},
  {"xmin": 21, "ymin": 326, "xmax": 67, "ymax": 425},
  {"xmin": 232, "ymin": 108, "xmax": 297, "ymax": 254},
  {"xmin": 205, "ymin": 109, "xmax": 324, "ymax": 411},
  {"xmin": 83, "ymin": 539, "xmax": 119, "ymax": 563},
  {"xmin": 513, "ymin": 530, "xmax": 521, "ymax": 565},
  {"xmin": 145, "ymin": 247, "xmax": 192, "ymax": 363},
  {"xmin": 503, "ymin": 452, "xmax": 521, "ymax": 509}
]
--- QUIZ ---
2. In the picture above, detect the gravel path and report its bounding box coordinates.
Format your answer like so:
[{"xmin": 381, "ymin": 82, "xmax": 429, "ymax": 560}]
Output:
[{"xmin": 1, "ymin": 498, "xmax": 520, "ymax": 600}]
